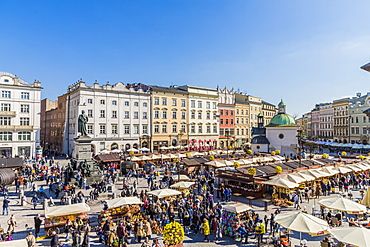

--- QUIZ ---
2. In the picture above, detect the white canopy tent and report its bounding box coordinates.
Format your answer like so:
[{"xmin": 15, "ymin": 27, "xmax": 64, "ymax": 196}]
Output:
[
  {"xmin": 223, "ymin": 203, "xmax": 252, "ymax": 214},
  {"xmin": 105, "ymin": 197, "xmax": 143, "ymax": 209},
  {"xmin": 147, "ymin": 189, "xmax": 181, "ymax": 198},
  {"xmin": 319, "ymin": 196, "xmax": 366, "ymax": 214},
  {"xmin": 45, "ymin": 203, "xmax": 91, "ymax": 218},
  {"xmin": 329, "ymin": 227, "xmax": 370, "ymax": 247}
]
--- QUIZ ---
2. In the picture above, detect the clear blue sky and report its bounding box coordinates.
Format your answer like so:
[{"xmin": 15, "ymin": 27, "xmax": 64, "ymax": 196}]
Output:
[{"xmin": 2, "ymin": 0, "xmax": 370, "ymax": 116}]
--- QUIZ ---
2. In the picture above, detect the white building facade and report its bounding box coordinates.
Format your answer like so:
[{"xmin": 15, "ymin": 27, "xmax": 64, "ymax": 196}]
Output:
[
  {"xmin": 65, "ymin": 80, "xmax": 151, "ymax": 156},
  {"xmin": 176, "ymin": 85, "xmax": 219, "ymax": 150},
  {"xmin": 0, "ymin": 72, "xmax": 42, "ymax": 158}
]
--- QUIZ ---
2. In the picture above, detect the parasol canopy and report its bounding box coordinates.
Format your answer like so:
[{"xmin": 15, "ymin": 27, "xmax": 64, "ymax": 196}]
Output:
[
  {"xmin": 274, "ymin": 211, "xmax": 329, "ymax": 236},
  {"xmin": 173, "ymin": 175, "xmax": 190, "ymax": 181},
  {"xmin": 223, "ymin": 203, "xmax": 252, "ymax": 214},
  {"xmin": 105, "ymin": 197, "xmax": 143, "ymax": 209},
  {"xmin": 319, "ymin": 196, "xmax": 366, "ymax": 214},
  {"xmin": 262, "ymin": 177, "xmax": 300, "ymax": 189},
  {"xmin": 204, "ymin": 160, "xmax": 226, "ymax": 168},
  {"xmin": 0, "ymin": 239, "xmax": 27, "ymax": 247},
  {"xmin": 147, "ymin": 189, "xmax": 181, "ymax": 198},
  {"xmin": 271, "ymin": 173, "xmax": 307, "ymax": 184},
  {"xmin": 362, "ymin": 187, "xmax": 370, "ymax": 207},
  {"xmin": 45, "ymin": 203, "xmax": 90, "ymax": 218},
  {"xmin": 329, "ymin": 227, "xmax": 370, "ymax": 247},
  {"xmin": 170, "ymin": 181, "xmax": 195, "ymax": 189}
]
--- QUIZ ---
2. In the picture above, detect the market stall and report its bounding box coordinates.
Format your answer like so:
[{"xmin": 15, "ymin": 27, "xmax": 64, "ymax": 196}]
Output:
[
  {"xmin": 99, "ymin": 197, "xmax": 143, "ymax": 223},
  {"xmin": 44, "ymin": 203, "xmax": 90, "ymax": 236},
  {"xmin": 221, "ymin": 203, "xmax": 251, "ymax": 237}
]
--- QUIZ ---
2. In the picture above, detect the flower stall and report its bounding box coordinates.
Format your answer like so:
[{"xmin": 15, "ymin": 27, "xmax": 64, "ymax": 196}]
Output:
[
  {"xmin": 163, "ymin": 221, "xmax": 185, "ymax": 247},
  {"xmin": 99, "ymin": 197, "xmax": 143, "ymax": 223},
  {"xmin": 221, "ymin": 203, "xmax": 251, "ymax": 237}
]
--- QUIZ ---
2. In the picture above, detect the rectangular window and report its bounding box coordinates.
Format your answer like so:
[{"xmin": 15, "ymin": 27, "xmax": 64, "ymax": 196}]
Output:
[
  {"xmin": 230, "ymin": 110, "xmax": 233, "ymax": 116},
  {"xmin": 87, "ymin": 110, "xmax": 93, "ymax": 118},
  {"xmin": 21, "ymin": 92, "xmax": 29, "ymax": 99},
  {"xmin": 172, "ymin": 111, "xmax": 177, "ymax": 119},
  {"xmin": 99, "ymin": 125, "xmax": 106, "ymax": 134},
  {"xmin": 20, "ymin": 117, "xmax": 29, "ymax": 126},
  {"xmin": 134, "ymin": 102, "xmax": 139, "ymax": 106},
  {"xmin": 220, "ymin": 110, "xmax": 223, "ymax": 116},
  {"xmin": 100, "ymin": 99, "xmax": 105, "ymax": 104},
  {"xmin": 231, "ymin": 119, "xmax": 234, "ymax": 125},
  {"xmin": 213, "ymin": 125, "xmax": 217, "ymax": 133},
  {"xmin": 191, "ymin": 101, "xmax": 195, "ymax": 107},
  {"xmin": 124, "ymin": 125, "xmax": 130, "ymax": 134},
  {"xmin": 182, "ymin": 112, "xmax": 186, "ymax": 119},
  {"xmin": 125, "ymin": 111, "xmax": 129, "ymax": 119},
  {"xmin": 191, "ymin": 112, "xmax": 195, "ymax": 119},
  {"xmin": 181, "ymin": 100, "xmax": 186, "ymax": 107},
  {"xmin": 220, "ymin": 119, "xmax": 224, "ymax": 125},
  {"xmin": 143, "ymin": 102, "xmax": 148, "ymax": 107},
  {"xmin": 213, "ymin": 113, "xmax": 217, "ymax": 120},
  {"xmin": 162, "ymin": 124, "xmax": 167, "ymax": 133},
  {"xmin": 21, "ymin": 104, "xmax": 29, "ymax": 113},
  {"xmin": 220, "ymin": 128, "xmax": 225, "ymax": 136},
  {"xmin": 172, "ymin": 124, "xmax": 177, "ymax": 133},
  {"xmin": 18, "ymin": 132, "xmax": 29, "ymax": 141},
  {"xmin": 198, "ymin": 112, "xmax": 202, "ymax": 119},
  {"xmin": 154, "ymin": 98, "xmax": 159, "ymax": 105},
  {"xmin": 112, "ymin": 111, "xmax": 117, "ymax": 118},
  {"xmin": 226, "ymin": 110, "xmax": 229, "ymax": 116},
  {"xmin": 112, "ymin": 100, "xmax": 117, "ymax": 105},
  {"xmin": 143, "ymin": 112, "xmax": 147, "ymax": 119},
  {"xmin": 213, "ymin": 103, "xmax": 217, "ymax": 109},
  {"xmin": 0, "ymin": 132, "xmax": 12, "ymax": 141},
  {"xmin": 241, "ymin": 118, "xmax": 244, "ymax": 124},
  {"xmin": 125, "ymin": 101, "xmax": 129, "ymax": 106},
  {"xmin": 241, "ymin": 129, "xmax": 244, "ymax": 135},
  {"xmin": 154, "ymin": 124, "xmax": 159, "ymax": 133},
  {"xmin": 134, "ymin": 112, "xmax": 139, "ymax": 119},
  {"xmin": 87, "ymin": 125, "xmax": 93, "ymax": 134},
  {"xmin": 206, "ymin": 102, "xmax": 210, "ymax": 109},
  {"xmin": 111, "ymin": 125, "xmax": 117, "ymax": 134},
  {"xmin": 162, "ymin": 111, "xmax": 167, "ymax": 119},
  {"xmin": 172, "ymin": 99, "xmax": 177, "ymax": 106},
  {"xmin": 198, "ymin": 125, "xmax": 202, "ymax": 133},
  {"xmin": 198, "ymin": 102, "xmax": 202, "ymax": 108},
  {"xmin": 1, "ymin": 91, "xmax": 11, "ymax": 98},
  {"xmin": 87, "ymin": 99, "xmax": 93, "ymax": 104},
  {"xmin": 237, "ymin": 129, "xmax": 239, "ymax": 135},
  {"xmin": 154, "ymin": 111, "xmax": 159, "ymax": 119},
  {"xmin": 162, "ymin": 98, "xmax": 167, "ymax": 105},
  {"xmin": 1, "ymin": 104, "xmax": 10, "ymax": 111},
  {"xmin": 100, "ymin": 110, "xmax": 105, "ymax": 118},
  {"xmin": 191, "ymin": 125, "xmax": 195, "ymax": 133},
  {"xmin": 207, "ymin": 125, "xmax": 211, "ymax": 133},
  {"xmin": 181, "ymin": 125, "xmax": 186, "ymax": 133},
  {"xmin": 142, "ymin": 125, "xmax": 148, "ymax": 134},
  {"xmin": 134, "ymin": 125, "xmax": 139, "ymax": 134},
  {"xmin": 0, "ymin": 117, "xmax": 11, "ymax": 125},
  {"xmin": 206, "ymin": 112, "xmax": 210, "ymax": 119}
]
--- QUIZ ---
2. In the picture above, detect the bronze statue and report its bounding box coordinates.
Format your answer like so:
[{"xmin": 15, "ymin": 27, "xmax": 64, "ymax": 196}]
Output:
[{"xmin": 78, "ymin": 110, "xmax": 89, "ymax": 137}]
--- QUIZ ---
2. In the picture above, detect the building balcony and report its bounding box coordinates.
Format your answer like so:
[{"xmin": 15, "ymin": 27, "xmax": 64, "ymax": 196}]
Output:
[
  {"xmin": 0, "ymin": 111, "xmax": 16, "ymax": 117},
  {"xmin": 0, "ymin": 125, "xmax": 34, "ymax": 131}
]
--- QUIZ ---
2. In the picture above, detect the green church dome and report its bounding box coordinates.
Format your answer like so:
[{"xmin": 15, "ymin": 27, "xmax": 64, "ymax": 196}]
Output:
[{"xmin": 265, "ymin": 113, "xmax": 298, "ymax": 127}]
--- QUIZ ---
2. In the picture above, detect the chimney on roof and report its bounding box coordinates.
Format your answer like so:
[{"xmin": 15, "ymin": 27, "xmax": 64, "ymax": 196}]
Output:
[{"xmin": 357, "ymin": 92, "xmax": 361, "ymax": 97}]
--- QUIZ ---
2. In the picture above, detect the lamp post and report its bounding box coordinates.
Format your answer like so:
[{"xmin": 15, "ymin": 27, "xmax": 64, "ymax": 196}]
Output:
[
  {"xmin": 296, "ymin": 128, "xmax": 303, "ymax": 167},
  {"xmin": 225, "ymin": 130, "xmax": 231, "ymax": 158},
  {"xmin": 348, "ymin": 115, "xmax": 351, "ymax": 144}
]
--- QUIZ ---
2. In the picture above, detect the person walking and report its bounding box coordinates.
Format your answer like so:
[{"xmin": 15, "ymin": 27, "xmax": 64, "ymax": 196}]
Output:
[
  {"xmin": 200, "ymin": 218, "xmax": 210, "ymax": 242},
  {"xmin": 25, "ymin": 231, "xmax": 36, "ymax": 247},
  {"xmin": 34, "ymin": 214, "xmax": 42, "ymax": 238},
  {"xmin": 2, "ymin": 197, "xmax": 10, "ymax": 215},
  {"xmin": 7, "ymin": 214, "xmax": 16, "ymax": 235},
  {"xmin": 50, "ymin": 231, "xmax": 59, "ymax": 247}
]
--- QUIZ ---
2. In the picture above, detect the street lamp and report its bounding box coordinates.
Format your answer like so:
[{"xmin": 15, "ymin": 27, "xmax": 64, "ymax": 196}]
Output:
[
  {"xmin": 225, "ymin": 130, "xmax": 231, "ymax": 158},
  {"xmin": 296, "ymin": 128, "xmax": 304, "ymax": 167}
]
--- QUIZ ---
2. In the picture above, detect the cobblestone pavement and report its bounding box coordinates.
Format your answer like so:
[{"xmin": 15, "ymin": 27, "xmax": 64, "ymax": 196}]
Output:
[{"xmin": 1, "ymin": 158, "xmax": 364, "ymax": 246}]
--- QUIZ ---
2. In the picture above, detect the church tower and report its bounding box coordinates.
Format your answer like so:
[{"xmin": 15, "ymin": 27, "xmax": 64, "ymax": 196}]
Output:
[{"xmin": 278, "ymin": 100, "xmax": 286, "ymax": 114}]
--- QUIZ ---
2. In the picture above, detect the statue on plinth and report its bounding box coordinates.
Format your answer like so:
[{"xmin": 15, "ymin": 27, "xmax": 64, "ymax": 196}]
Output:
[{"xmin": 78, "ymin": 110, "xmax": 89, "ymax": 137}]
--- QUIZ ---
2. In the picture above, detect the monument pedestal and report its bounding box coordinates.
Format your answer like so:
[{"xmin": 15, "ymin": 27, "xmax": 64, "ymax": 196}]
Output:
[{"xmin": 74, "ymin": 136, "xmax": 102, "ymax": 184}]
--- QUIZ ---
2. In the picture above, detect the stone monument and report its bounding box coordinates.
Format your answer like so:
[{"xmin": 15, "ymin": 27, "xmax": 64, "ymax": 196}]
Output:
[{"xmin": 73, "ymin": 110, "xmax": 102, "ymax": 184}]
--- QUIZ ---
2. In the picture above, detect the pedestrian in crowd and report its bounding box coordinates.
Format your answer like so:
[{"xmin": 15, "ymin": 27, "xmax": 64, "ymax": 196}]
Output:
[
  {"xmin": 200, "ymin": 218, "xmax": 210, "ymax": 242},
  {"xmin": 25, "ymin": 231, "xmax": 36, "ymax": 247},
  {"xmin": 2, "ymin": 196, "xmax": 10, "ymax": 215},
  {"xmin": 7, "ymin": 214, "xmax": 16, "ymax": 235},
  {"xmin": 50, "ymin": 231, "xmax": 59, "ymax": 247},
  {"xmin": 34, "ymin": 214, "xmax": 42, "ymax": 238}
]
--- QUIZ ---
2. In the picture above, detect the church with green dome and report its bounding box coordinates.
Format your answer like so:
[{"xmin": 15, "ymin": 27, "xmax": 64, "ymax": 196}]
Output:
[{"xmin": 251, "ymin": 100, "xmax": 300, "ymax": 155}]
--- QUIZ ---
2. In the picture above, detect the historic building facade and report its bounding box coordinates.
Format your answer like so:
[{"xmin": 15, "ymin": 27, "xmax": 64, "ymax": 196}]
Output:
[
  {"xmin": 150, "ymin": 86, "xmax": 188, "ymax": 151},
  {"xmin": 176, "ymin": 85, "xmax": 219, "ymax": 150},
  {"xmin": 333, "ymin": 97, "xmax": 350, "ymax": 143},
  {"xmin": 262, "ymin": 101, "xmax": 277, "ymax": 126},
  {"xmin": 0, "ymin": 72, "xmax": 42, "ymax": 158},
  {"xmin": 235, "ymin": 93, "xmax": 251, "ymax": 147},
  {"xmin": 318, "ymin": 103, "xmax": 334, "ymax": 142},
  {"xmin": 65, "ymin": 80, "xmax": 151, "ymax": 156},
  {"xmin": 217, "ymin": 87, "xmax": 235, "ymax": 148}
]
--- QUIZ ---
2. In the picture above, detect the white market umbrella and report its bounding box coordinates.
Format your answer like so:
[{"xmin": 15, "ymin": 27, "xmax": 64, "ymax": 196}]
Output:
[
  {"xmin": 147, "ymin": 189, "xmax": 181, "ymax": 198},
  {"xmin": 329, "ymin": 227, "xmax": 370, "ymax": 247},
  {"xmin": 130, "ymin": 156, "xmax": 142, "ymax": 161},
  {"xmin": 105, "ymin": 197, "xmax": 143, "ymax": 209},
  {"xmin": 170, "ymin": 181, "xmax": 195, "ymax": 189},
  {"xmin": 127, "ymin": 148, "xmax": 139, "ymax": 152},
  {"xmin": 168, "ymin": 146, "xmax": 177, "ymax": 149},
  {"xmin": 161, "ymin": 154, "xmax": 171, "ymax": 159},
  {"xmin": 223, "ymin": 203, "xmax": 252, "ymax": 214},
  {"xmin": 205, "ymin": 160, "xmax": 226, "ymax": 168},
  {"xmin": 139, "ymin": 147, "xmax": 150, "ymax": 152},
  {"xmin": 362, "ymin": 187, "xmax": 370, "ymax": 207},
  {"xmin": 100, "ymin": 150, "xmax": 110, "ymax": 154},
  {"xmin": 111, "ymin": 149, "xmax": 122, "ymax": 153},
  {"xmin": 219, "ymin": 160, "xmax": 235, "ymax": 167},
  {"xmin": 262, "ymin": 177, "xmax": 300, "ymax": 189},
  {"xmin": 149, "ymin": 154, "xmax": 161, "ymax": 160},
  {"xmin": 275, "ymin": 211, "xmax": 329, "ymax": 237},
  {"xmin": 319, "ymin": 196, "xmax": 366, "ymax": 214},
  {"xmin": 173, "ymin": 175, "xmax": 190, "ymax": 181},
  {"xmin": 271, "ymin": 173, "xmax": 307, "ymax": 184},
  {"xmin": 160, "ymin": 146, "xmax": 168, "ymax": 150}
]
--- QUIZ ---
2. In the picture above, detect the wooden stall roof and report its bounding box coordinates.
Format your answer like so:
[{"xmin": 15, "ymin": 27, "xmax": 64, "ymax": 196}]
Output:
[
  {"xmin": 183, "ymin": 159, "xmax": 200, "ymax": 166},
  {"xmin": 301, "ymin": 160, "xmax": 315, "ymax": 167},
  {"xmin": 237, "ymin": 166, "xmax": 265, "ymax": 177},
  {"xmin": 95, "ymin": 154, "xmax": 121, "ymax": 162},
  {"xmin": 194, "ymin": 157, "xmax": 209, "ymax": 164},
  {"xmin": 269, "ymin": 162, "xmax": 292, "ymax": 171},
  {"xmin": 283, "ymin": 161, "xmax": 300, "ymax": 169},
  {"xmin": 316, "ymin": 158, "xmax": 335, "ymax": 164},
  {"xmin": 254, "ymin": 165, "xmax": 276, "ymax": 176},
  {"xmin": 217, "ymin": 169, "xmax": 255, "ymax": 183}
]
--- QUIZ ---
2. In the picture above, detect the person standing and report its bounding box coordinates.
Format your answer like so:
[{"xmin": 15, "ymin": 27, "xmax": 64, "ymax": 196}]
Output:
[
  {"xmin": 7, "ymin": 214, "xmax": 16, "ymax": 235},
  {"xmin": 25, "ymin": 231, "xmax": 36, "ymax": 247},
  {"xmin": 34, "ymin": 214, "xmax": 42, "ymax": 238},
  {"xmin": 2, "ymin": 197, "xmax": 10, "ymax": 215},
  {"xmin": 201, "ymin": 218, "xmax": 210, "ymax": 242},
  {"xmin": 50, "ymin": 231, "xmax": 59, "ymax": 247}
]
